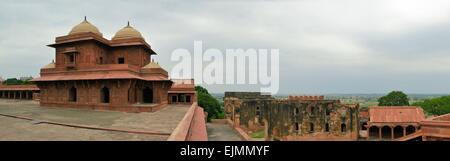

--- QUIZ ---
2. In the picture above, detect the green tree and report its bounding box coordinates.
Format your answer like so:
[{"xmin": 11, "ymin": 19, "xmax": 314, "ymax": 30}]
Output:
[
  {"xmin": 378, "ymin": 91, "xmax": 410, "ymax": 106},
  {"xmin": 413, "ymin": 96, "xmax": 450, "ymax": 116},
  {"xmin": 3, "ymin": 78, "xmax": 34, "ymax": 85},
  {"xmin": 195, "ymin": 86, "xmax": 223, "ymax": 122}
]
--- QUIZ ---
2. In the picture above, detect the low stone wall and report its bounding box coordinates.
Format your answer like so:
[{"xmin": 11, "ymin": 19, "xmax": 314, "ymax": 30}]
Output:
[
  {"xmin": 167, "ymin": 102, "xmax": 208, "ymax": 141},
  {"xmin": 188, "ymin": 106, "xmax": 208, "ymax": 141},
  {"xmin": 39, "ymin": 102, "xmax": 167, "ymax": 113}
]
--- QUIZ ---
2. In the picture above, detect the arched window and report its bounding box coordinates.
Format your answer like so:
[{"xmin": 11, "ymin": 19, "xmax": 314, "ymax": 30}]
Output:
[
  {"xmin": 69, "ymin": 86, "xmax": 77, "ymax": 102},
  {"xmin": 325, "ymin": 123, "xmax": 330, "ymax": 132},
  {"xmin": 309, "ymin": 123, "xmax": 314, "ymax": 132},
  {"xmin": 295, "ymin": 122, "xmax": 299, "ymax": 131},
  {"xmin": 101, "ymin": 87, "xmax": 110, "ymax": 103},
  {"xmin": 256, "ymin": 106, "xmax": 261, "ymax": 116},
  {"xmin": 294, "ymin": 108, "xmax": 299, "ymax": 116},
  {"xmin": 142, "ymin": 87, "xmax": 153, "ymax": 103}
]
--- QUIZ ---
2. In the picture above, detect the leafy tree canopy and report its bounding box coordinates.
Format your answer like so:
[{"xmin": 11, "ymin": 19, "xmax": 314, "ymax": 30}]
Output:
[
  {"xmin": 195, "ymin": 86, "xmax": 223, "ymax": 121},
  {"xmin": 378, "ymin": 91, "xmax": 409, "ymax": 106},
  {"xmin": 413, "ymin": 96, "xmax": 450, "ymax": 116}
]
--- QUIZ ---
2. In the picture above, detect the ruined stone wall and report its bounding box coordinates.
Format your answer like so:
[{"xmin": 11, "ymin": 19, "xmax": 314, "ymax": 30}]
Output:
[
  {"xmin": 224, "ymin": 92, "xmax": 272, "ymax": 99},
  {"xmin": 224, "ymin": 93, "xmax": 359, "ymax": 141}
]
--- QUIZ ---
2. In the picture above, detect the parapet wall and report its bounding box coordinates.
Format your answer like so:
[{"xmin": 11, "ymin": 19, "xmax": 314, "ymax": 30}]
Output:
[
  {"xmin": 167, "ymin": 102, "xmax": 208, "ymax": 141},
  {"xmin": 224, "ymin": 92, "xmax": 272, "ymax": 99},
  {"xmin": 288, "ymin": 95, "xmax": 324, "ymax": 101}
]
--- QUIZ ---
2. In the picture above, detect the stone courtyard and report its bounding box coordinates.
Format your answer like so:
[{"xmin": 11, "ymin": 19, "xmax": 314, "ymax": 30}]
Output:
[{"xmin": 0, "ymin": 99, "xmax": 190, "ymax": 141}]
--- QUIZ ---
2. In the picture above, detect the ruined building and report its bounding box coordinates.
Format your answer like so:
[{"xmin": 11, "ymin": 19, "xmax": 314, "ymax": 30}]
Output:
[{"xmin": 224, "ymin": 92, "xmax": 359, "ymax": 141}]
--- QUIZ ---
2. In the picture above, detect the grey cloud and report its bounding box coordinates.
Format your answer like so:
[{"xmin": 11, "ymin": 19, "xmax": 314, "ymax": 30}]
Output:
[{"xmin": 1, "ymin": 0, "xmax": 450, "ymax": 94}]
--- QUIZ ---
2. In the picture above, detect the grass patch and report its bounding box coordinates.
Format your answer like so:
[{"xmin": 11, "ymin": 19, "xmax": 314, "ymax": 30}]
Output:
[{"xmin": 250, "ymin": 130, "xmax": 265, "ymax": 138}]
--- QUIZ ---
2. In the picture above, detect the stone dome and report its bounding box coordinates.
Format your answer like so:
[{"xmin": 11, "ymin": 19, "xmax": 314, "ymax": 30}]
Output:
[
  {"xmin": 68, "ymin": 17, "xmax": 103, "ymax": 36},
  {"xmin": 42, "ymin": 61, "xmax": 55, "ymax": 69},
  {"xmin": 112, "ymin": 22, "xmax": 144, "ymax": 40},
  {"xmin": 142, "ymin": 61, "xmax": 161, "ymax": 69}
]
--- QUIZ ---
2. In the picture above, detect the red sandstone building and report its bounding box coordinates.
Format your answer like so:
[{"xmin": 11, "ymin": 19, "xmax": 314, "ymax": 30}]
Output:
[
  {"xmin": 361, "ymin": 106, "xmax": 425, "ymax": 140},
  {"xmin": 31, "ymin": 18, "xmax": 195, "ymax": 112}
]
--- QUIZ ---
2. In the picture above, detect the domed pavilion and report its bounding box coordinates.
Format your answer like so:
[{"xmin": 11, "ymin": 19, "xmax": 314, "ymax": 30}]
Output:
[{"xmin": 32, "ymin": 17, "xmax": 196, "ymax": 112}]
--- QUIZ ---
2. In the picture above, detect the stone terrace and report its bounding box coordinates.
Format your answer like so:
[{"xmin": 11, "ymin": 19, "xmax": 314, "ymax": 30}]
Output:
[{"xmin": 0, "ymin": 99, "xmax": 190, "ymax": 141}]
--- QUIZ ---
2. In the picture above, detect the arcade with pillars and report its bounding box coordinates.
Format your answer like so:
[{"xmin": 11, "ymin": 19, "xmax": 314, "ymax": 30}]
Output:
[
  {"xmin": 0, "ymin": 90, "xmax": 35, "ymax": 100},
  {"xmin": 366, "ymin": 123, "xmax": 420, "ymax": 140},
  {"xmin": 0, "ymin": 85, "xmax": 39, "ymax": 100}
]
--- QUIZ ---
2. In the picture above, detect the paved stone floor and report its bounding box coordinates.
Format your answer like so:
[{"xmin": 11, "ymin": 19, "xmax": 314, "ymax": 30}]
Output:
[
  {"xmin": 0, "ymin": 99, "xmax": 190, "ymax": 141},
  {"xmin": 206, "ymin": 123, "xmax": 242, "ymax": 141}
]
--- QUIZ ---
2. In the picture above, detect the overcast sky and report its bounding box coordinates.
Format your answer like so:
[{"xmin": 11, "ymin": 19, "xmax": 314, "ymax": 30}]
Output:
[{"xmin": 1, "ymin": 0, "xmax": 450, "ymax": 94}]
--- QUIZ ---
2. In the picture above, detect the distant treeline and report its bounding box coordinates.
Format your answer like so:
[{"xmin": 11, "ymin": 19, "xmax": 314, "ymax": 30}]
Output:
[{"xmin": 2, "ymin": 78, "xmax": 34, "ymax": 85}]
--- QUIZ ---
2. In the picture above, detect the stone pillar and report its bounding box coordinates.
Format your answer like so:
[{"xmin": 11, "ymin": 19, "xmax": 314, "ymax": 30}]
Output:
[
  {"xmin": 390, "ymin": 126, "xmax": 394, "ymax": 140},
  {"xmin": 367, "ymin": 126, "xmax": 371, "ymax": 140},
  {"xmin": 378, "ymin": 126, "xmax": 382, "ymax": 140},
  {"xmin": 14, "ymin": 91, "xmax": 16, "ymax": 99},
  {"xmin": 19, "ymin": 91, "xmax": 22, "ymax": 99},
  {"xmin": 403, "ymin": 126, "xmax": 406, "ymax": 136}
]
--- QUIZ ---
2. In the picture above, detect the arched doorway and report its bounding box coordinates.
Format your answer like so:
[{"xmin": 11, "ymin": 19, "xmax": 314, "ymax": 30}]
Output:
[
  {"xmin": 381, "ymin": 126, "xmax": 391, "ymax": 140},
  {"xmin": 142, "ymin": 87, "xmax": 153, "ymax": 103},
  {"xmin": 171, "ymin": 95, "xmax": 177, "ymax": 103},
  {"xmin": 341, "ymin": 123, "xmax": 347, "ymax": 133},
  {"xmin": 369, "ymin": 126, "xmax": 379, "ymax": 139},
  {"xmin": 309, "ymin": 123, "xmax": 314, "ymax": 132},
  {"xmin": 69, "ymin": 86, "xmax": 77, "ymax": 102},
  {"xmin": 393, "ymin": 126, "xmax": 404, "ymax": 138},
  {"xmin": 101, "ymin": 87, "xmax": 110, "ymax": 103},
  {"xmin": 127, "ymin": 88, "xmax": 133, "ymax": 103},
  {"xmin": 406, "ymin": 125, "xmax": 416, "ymax": 135}
]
